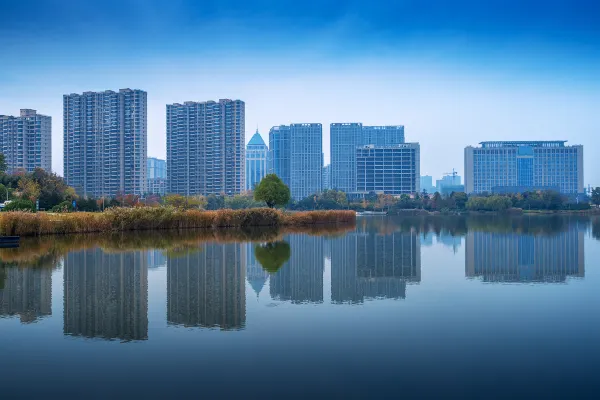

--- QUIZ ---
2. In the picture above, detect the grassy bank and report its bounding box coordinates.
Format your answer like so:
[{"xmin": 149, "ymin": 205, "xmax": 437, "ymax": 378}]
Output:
[{"xmin": 0, "ymin": 207, "xmax": 356, "ymax": 237}]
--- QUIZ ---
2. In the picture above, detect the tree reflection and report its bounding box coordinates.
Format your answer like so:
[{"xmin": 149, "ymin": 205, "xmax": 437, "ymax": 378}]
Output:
[{"xmin": 254, "ymin": 241, "xmax": 291, "ymax": 274}]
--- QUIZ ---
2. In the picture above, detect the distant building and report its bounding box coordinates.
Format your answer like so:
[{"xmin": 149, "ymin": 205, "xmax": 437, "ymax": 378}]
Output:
[
  {"xmin": 64, "ymin": 89, "xmax": 147, "ymax": 197},
  {"xmin": 420, "ymin": 175, "xmax": 435, "ymax": 193},
  {"xmin": 245, "ymin": 129, "xmax": 268, "ymax": 191},
  {"xmin": 322, "ymin": 164, "xmax": 331, "ymax": 190},
  {"xmin": 464, "ymin": 141, "xmax": 584, "ymax": 194},
  {"xmin": 0, "ymin": 109, "xmax": 51, "ymax": 174},
  {"xmin": 167, "ymin": 99, "xmax": 245, "ymax": 196},
  {"xmin": 147, "ymin": 157, "xmax": 167, "ymax": 195},
  {"xmin": 355, "ymin": 144, "xmax": 420, "ymax": 195},
  {"xmin": 269, "ymin": 123, "xmax": 322, "ymax": 200},
  {"xmin": 330, "ymin": 123, "xmax": 404, "ymax": 193}
]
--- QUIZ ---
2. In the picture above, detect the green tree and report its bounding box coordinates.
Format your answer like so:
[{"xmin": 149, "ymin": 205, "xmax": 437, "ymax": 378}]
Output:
[
  {"xmin": 452, "ymin": 192, "xmax": 468, "ymax": 210},
  {"xmin": 3, "ymin": 199, "xmax": 36, "ymax": 212},
  {"xmin": 0, "ymin": 153, "xmax": 6, "ymax": 174},
  {"xmin": 31, "ymin": 168, "xmax": 76, "ymax": 210},
  {"xmin": 164, "ymin": 194, "xmax": 206, "ymax": 209},
  {"xmin": 254, "ymin": 241, "xmax": 291, "ymax": 273},
  {"xmin": 0, "ymin": 183, "xmax": 8, "ymax": 201},
  {"xmin": 592, "ymin": 187, "xmax": 600, "ymax": 208},
  {"xmin": 254, "ymin": 174, "xmax": 290, "ymax": 208},
  {"xmin": 17, "ymin": 177, "xmax": 41, "ymax": 202}
]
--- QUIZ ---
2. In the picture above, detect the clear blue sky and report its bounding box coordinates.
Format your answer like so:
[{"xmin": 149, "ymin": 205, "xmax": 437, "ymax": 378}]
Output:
[{"xmin": 1, "ymin": 0, "xmax": 599, "ymax": 185}]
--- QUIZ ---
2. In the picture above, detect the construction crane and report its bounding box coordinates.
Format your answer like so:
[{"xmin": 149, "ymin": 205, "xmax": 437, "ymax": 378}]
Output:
[{"xmin": 443, "ymin": 168, "xmax": 459, "ymax": 185}]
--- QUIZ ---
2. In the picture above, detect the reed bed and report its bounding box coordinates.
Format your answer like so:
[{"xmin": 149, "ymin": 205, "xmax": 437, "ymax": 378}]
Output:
[{"xmin": 0, "ymin": 207, "xmax": 356, "ymax": 237}]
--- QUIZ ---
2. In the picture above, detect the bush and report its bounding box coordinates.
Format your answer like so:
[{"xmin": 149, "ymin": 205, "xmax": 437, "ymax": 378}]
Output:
[
  {"xmin": 3, "ymin": 199, "xmax": 36, "ymax": 212},
  {"xmin": 51, "ymin": 201, "xmax": 74, "ymax": 213}
]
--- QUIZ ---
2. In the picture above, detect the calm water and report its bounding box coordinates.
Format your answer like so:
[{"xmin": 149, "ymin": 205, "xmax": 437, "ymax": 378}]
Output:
[{"xmin": 1, "ymin": 216, "xmax": 599, "ymax": 399}]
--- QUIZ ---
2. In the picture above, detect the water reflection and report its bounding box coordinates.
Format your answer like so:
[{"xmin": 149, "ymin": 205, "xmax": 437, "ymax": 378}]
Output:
[
  {"xmin": 246, "ymin": 243, "xmax": 269, "ymax": 298},
  {"xmin": 465, "ymin": 228, "xmax": 585, "ymax": 283},
  {"xmin": 167, "ymin": 243, "xmax": 246, "ymax": 330},
  {"xmin": 0, "ymin": 267, "xmax": 52, "ymax": 323},
  {"xmin": 63, "ymin": 249, "xmax": 148, "ymax": 340}
]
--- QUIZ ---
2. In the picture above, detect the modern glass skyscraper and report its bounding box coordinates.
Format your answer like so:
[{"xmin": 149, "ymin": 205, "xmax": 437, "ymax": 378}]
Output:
[
  {"xmin": 167, "ymin": 99, "xmax": 245, "ymax": 196},
  {"xmin": 63, "ymin": 89, "xmax": 147, "ymax": 197},
  {"xmin": 356, "ymin": 144, "xmax": 420, "ymax": 195},
  {"xmin": 330, "ymin": 123, "xmax": 405, "ymax": 193},
  {"xmin": 322, "ymin": 164, "xmax": 331, "ymax": 190},
  {"xmin": 269, "ymin": 123, "xmax": 322, "ymax": 200},
  {"xmin": 464, "ymin": 141, "xmax": 584, "ymax": 194},
  {"xmin": 245, "ymin": 129, "xmax": 268, "ymax": 191},
  {"xmin": 147, "ymin": 157, "xmax": 167, "ymax": 195},
  {"xmin": 0, "ymin": 109, "xmax": 51, "ymax": 174}
]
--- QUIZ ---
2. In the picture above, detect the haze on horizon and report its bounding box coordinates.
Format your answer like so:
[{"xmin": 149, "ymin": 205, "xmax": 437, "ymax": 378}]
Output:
[{"xmin": 1, "ymin": 0, "xmax": 599, "ymax": 185}]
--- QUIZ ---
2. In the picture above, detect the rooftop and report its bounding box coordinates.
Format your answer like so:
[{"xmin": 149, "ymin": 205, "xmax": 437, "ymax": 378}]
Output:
[
  {"xmin": 479, "ymin": 141, "xmax": 567, "ymax": 148},
  {"xmin": 247, "ymin": 130, "xmax": 266, "ymax": 147}
]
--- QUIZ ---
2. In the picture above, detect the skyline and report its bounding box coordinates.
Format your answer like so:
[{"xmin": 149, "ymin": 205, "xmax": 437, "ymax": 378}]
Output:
[{"xmin": 1, "ymin": 0, "xmax": 599, "ymax": 184}]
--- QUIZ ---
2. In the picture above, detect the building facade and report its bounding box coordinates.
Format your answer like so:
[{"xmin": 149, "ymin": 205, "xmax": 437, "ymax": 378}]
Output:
[
  {"xmin": 322, "ymin": 164, "xmax": 331, "ymax": 190},
  {"xmin": 420, "ymin": 175, "xmax": 435, "ymax": 193},
  {"xmin": 269, "ymin": 123, "xmax": 322, "ymax": 200},
  {"xmin": 0, "ymin": 109, "xmax": 51, "ymax": 174},
  {"xmin": 330, "ymin": 123, "xmax": 405, "ymax": 193},
  {"xmin": 64, "ymin": 89, "xmax": 147, "ymax": 197},
  {"xmin": 147, "ymin": 157, "xmax": 167, "ymax": 195},
  {"xmin": 355, "ymin": 144, "xmax": 420, "ymax": 195},
  {"xmin": 167, "ymin": 99, "xmax": 245, "ymax": 196},
  {"xmin": 464, "ymin": 141, "xmax": 584, "ymax": 194},
  {"xmin": 245, "ymin": 130, "xmax": 268, "ymax": 191}
]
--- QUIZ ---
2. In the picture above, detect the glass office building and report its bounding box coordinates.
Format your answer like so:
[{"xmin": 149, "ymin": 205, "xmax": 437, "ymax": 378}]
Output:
[
  {"xmin": 245, "ymin": 130, "xmax": 268, "ymax": 191},
  {"xmin": 355, "ymin": 144, "xmax": 420, "ymax": 195},
  {"xmin": 269, "ymin": 123, "xmax": 322, "ymax": 200},
  {"xmin": 0, "ymin": 109, "xmax": 51, "ymax": 174},
  {"xmin": 464, "ymin": 141, "xmax": 584, "ymax": 194},
  {"xmin": 64, "ymin": 89, "xmax": 147, "ymax": 197},
  {"xmin": 167, "ymin": 99, "xmax": 245, "ymax": 196},
  {"xmin": 147, "ymin": 157, "xmax": 167, "ymax": 195},
  {"xmin": 330, "ymin": 123, "xmax": 404, "ymax": 193}
]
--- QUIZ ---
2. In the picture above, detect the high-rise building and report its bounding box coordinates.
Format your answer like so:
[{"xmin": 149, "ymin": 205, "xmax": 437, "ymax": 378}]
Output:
[
  {"xmin": 147, "ymin": 157, "xmax": 167, "ymax": 195},
  {"xmin": 322, "ymin": 164, "xmax": 331, "ymax": 190},
  {"xmin": 245, "ymin": 129, "xmax": 268, "ymax": 191},
  {"xmin": 268, "ymin": 125, "xmax": 291, "ymax": 186},
  {"xmin": 269, "ymin": 123, "xmax": 322, "ymax": 200},
  {"xmin": 167, "ymin": 244, "xmax": 246, "ymax": 330},
  {"xmin": 63, "ymin": 89, "xmax": 147, "ymax": 197},
  {"xmin": 0, "ymin": 109, "xmax": 51, "ymax": 174},
  {"xmin": 63, "ymin": 248, "xmax": 148, "ymax": 340},
  {"xmin": 464, "ymin": 141, "xmax": 584, "ymax": 194},
  {"xmin": 355, "ymin": 144, "xmax": 420, "ymax": 195},
  {"xmin": 330, "ymin": 123, "xmax": 405, "ymax": 193},
  {"xmin": 465, "ymin": 228, "xmax": 584, "ymax": 283},
  {"xmin": 0, "ymin": 266, "xmax": 52, "ymax": 323},
  {"xmin": 420, "ymin": 175, "xmax": 436, "ymax": 193},
  {"xmin": 167, "ymin": 99, "xmax": 245, "ymax": 196}
]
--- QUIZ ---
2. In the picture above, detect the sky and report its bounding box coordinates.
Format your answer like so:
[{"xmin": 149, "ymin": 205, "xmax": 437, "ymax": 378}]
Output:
[{"xmin": 1, "ymin": 0, "xmax": 599, "ymax": 185}]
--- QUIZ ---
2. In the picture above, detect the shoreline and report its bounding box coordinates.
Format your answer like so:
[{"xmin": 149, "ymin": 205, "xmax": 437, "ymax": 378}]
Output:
[
  {"xmin": 0, "ymin": 208, "xmax": 356, "ymax": 237},
  {"xmin": 388, "ymin": 208, "xmax": 600, "ymax": 217}
]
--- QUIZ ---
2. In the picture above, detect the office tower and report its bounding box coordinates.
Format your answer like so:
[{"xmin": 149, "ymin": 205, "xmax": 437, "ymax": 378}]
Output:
[
  {"xmin": 245, "ymin": 129, "xmax": 268, "ymax": 191},
  {"xmin": 269, "ymin": 123, "xmax": 322, "ymax": 200},
  {"xmin": 0, "ymin": 109, "xmax": 51, "ymax": 174},
  {"xmin": 246, "ymin": 243, "xmax": 269, "ymax": 298},
  {"xmin": 270, "ymin": 235, "xmax": 324, "ymax": 303},
  {"xmin": 167, "ymin": 99, "xmax": 245, "ymax": 196},
  {"xmin": 63, "ymin": 248, "xmax": 148, "ymax": 340},
  {"xmin": 330, "ymin": 227, "xmax": 421, "ymax": 304},
  {"xmin": 465, "ymin": 228, "xmax": 584, "ymax": 282},
  {"xmin": 330, "ymin": 123, "xmax": 405, "ymax": 193},
  {"xmin": 355, "ymin": 144, "xmax": 420, "ymax": 195},
  {"xmin": 420, "ymin": 175, "xmax": 435, "ymax": 193},
  {"xmin": 322, "ymin": 164, "xmax": 331, "ymax": 190},
  {"xmin": 0, "ymin": 266, "xmax": 52, "ymax": 323},
  {"xmin": 464, "ymin": 141, "xmax": 584, "ymax": 194},
  {"xmin": 167, "ymin": 244, "xmax": 246, "ymax": 330},
  {"xmin": 436, "ymin": 173, "xmax": 464, "ymax": 195},
  {"xmin": 63, "ymin": 89, "xmax": 147, "ymax": 198},
  {"xmin": 147, "ymin": 157, "xmax": 167, "ymax": 195},
  {"xmin": 268, "ymin": 125, "xmax": 291, "ymax": 186}
]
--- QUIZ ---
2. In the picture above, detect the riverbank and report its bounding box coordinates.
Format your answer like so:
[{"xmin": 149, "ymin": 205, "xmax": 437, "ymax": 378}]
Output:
[
  {"xmin": 389, "ymin": 207, "xmax": 600, "ymax": 217},
  {"xmin": 0, "ymin": 207, "xmax": 356, "ymax": 237}
]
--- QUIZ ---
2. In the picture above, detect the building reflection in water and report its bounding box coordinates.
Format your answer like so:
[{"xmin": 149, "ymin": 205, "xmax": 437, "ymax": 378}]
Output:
[
  {"xmin": 465, "ymin": 229, "xmax": 585, "ymax": 283},
  {"xmin": 167, "ymin": 243, "xmax": 246, "ymax": 330},
  {"xmin": 63, "ymin": 249, "xmax": 148, "ymax": 340},
  {"xmin": 147, "ymin": 249, "xmax": 167, "ymax": 269},
  {"xmin": 0, "ymin": 267, "xmax": 52, "ymax": 323},
  {"xmin": 246, "ymin": 243, "xmax": 269, "ymax": 299},
  {"xmin": 331, "ymin": 230, "xmax": 421, "ymax": 303},
  {"xmin": 269, "ymin": 235, "xmax": 324, "ymax": 304}
]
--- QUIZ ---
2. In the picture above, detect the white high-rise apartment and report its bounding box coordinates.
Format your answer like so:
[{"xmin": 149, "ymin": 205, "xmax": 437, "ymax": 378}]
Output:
[
  {"xmin": 63, "ymin": 89, "xmax": 147, "ymax": 197},
  {"xmin": 0, "ymin": 109, "xmax": 51, "ymax": 173}
]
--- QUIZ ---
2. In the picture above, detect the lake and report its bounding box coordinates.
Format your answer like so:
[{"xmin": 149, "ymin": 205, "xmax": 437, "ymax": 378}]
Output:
[{"xmin": 1, "ymin": 215, "xmax": 599, "ymax": 398}]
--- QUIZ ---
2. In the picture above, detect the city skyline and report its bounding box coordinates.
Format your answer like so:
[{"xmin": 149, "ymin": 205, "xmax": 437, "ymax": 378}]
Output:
[{"xmin": 1, "ymin": 1, "xmax": 598, "ymax": 185}]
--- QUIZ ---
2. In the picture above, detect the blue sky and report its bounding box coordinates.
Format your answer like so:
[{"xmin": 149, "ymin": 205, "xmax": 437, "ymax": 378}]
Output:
[{"xmin": 1, "ymin": 0, "xmax": 599, "ymax": 185}]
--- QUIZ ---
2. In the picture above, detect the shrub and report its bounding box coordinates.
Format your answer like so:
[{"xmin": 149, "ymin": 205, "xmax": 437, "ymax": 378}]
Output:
[
  {"xmin": 3, "ymin": 199, "xmax": 36, "ymax": 212},
  {"xmin": 51, "ymin": 201, "xmax": 74, "ymax": 213}
]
